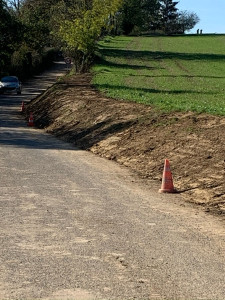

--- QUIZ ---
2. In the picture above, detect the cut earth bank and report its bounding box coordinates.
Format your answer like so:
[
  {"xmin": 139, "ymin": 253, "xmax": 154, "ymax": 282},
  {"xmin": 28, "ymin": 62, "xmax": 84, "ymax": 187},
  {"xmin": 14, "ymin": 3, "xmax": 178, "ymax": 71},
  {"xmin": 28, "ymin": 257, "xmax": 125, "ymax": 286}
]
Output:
[{"xmin": 25, "ymin": 73, "xmax": 225, "ymax": 215}]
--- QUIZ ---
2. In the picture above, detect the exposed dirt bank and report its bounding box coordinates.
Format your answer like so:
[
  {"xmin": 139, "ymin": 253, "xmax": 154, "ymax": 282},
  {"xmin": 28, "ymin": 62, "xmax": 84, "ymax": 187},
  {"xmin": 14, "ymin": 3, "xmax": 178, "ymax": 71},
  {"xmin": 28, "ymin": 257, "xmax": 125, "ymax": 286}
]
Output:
[{"xmin": 25, "ymin": 74, "xmax": 225, "ymax": 215}]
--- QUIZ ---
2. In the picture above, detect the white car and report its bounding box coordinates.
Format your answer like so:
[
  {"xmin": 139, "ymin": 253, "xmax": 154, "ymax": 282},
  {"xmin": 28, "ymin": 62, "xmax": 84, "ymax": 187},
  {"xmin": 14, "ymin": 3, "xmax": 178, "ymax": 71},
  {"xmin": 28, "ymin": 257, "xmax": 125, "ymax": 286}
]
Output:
[{"xmin": 0, "ymin": 76, "xmax": 22, "ymax": 94}]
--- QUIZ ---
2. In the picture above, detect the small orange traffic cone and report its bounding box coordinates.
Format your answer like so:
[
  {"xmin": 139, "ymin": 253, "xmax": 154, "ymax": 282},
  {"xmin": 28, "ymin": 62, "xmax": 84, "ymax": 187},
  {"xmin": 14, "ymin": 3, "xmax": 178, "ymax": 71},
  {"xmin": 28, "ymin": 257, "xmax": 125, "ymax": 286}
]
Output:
[
  {"xmin": 159, "ymin": 159, "xmax": 176, "ymax": 193},
  {"xmin": 21, "ymin": 101, "xmax": 25, "ymax": 112},
  {"xmin": 28, "ymin": 112, "xmax": 34, "ymax": 127}
]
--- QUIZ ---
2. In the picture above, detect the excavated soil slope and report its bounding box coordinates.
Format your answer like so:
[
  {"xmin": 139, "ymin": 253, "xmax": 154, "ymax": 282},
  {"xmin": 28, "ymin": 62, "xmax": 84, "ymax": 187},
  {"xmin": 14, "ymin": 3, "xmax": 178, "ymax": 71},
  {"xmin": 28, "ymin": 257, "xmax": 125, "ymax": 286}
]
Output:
[{"xmin": 25, "ymin": 74, "xmax": 225, "ymax": 214}]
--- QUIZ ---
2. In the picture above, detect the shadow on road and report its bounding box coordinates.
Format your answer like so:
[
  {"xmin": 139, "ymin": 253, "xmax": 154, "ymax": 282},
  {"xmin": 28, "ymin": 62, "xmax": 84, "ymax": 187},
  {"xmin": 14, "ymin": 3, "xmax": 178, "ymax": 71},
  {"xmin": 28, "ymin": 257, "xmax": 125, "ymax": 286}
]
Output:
[
  {"xmin": 0, "ymin": 126, "xmax": 75, "ymax": 150},
  {"xmin": 0, "ymin": 61, "xmax": 71, "ymax": 150}
]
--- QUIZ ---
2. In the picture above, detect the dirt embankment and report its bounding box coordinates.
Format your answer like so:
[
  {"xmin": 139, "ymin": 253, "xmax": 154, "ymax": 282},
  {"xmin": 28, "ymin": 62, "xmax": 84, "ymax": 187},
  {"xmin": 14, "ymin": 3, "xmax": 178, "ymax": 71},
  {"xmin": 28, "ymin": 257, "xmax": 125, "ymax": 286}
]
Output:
[{"xmin": 25, "ymin": 74, "xmax": 225, "ymax": 214}]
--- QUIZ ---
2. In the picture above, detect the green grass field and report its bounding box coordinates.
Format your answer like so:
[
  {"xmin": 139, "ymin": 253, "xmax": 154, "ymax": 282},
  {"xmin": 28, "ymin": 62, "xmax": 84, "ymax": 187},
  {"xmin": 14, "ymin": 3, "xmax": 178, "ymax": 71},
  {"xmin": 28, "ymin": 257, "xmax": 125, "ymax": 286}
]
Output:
[{"xmin": 92, "ymin": 35, "xmax": 225, "ymax": 115}]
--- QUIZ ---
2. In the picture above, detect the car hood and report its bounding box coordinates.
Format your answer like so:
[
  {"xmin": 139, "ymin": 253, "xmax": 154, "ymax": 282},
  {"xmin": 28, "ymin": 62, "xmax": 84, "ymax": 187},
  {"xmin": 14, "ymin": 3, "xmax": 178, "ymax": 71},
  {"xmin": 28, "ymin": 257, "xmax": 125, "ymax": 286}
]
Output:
[{"xmin": 2, "ymin": 82, "xmax": 19, "ymax": 87}]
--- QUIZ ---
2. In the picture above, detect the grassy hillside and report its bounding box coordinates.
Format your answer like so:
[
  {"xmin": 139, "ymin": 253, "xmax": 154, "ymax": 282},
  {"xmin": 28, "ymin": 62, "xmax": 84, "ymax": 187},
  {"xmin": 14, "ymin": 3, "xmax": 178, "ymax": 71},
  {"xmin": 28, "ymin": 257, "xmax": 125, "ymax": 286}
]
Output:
[{"xmin": 92, "ymin": 35, "xmax": 225, "ymax": 116}]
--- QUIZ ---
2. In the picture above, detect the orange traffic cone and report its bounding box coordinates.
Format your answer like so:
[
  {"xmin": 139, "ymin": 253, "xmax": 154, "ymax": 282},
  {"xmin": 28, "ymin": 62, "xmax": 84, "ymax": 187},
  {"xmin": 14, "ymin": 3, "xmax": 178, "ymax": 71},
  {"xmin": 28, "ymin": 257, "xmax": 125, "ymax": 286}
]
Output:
[
  {"xmin": 159, "ymin": 159, "xmax": 176, "ymax": 193},
  {"xmin": 28, "ymin": 112, "xmax": 34, "ymax": 127},
  {"xmin": 21, "ymin": 101, "xmax": 25, "ymax": 112}
]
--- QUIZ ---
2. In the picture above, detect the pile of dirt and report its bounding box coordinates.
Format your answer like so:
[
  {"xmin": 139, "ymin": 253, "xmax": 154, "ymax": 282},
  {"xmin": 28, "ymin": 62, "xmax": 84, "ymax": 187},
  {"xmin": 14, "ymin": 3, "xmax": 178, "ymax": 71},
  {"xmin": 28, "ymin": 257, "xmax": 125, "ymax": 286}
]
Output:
[{"xmin": 26, "ymin": 74, "xmax": 225, "ymax": 214}]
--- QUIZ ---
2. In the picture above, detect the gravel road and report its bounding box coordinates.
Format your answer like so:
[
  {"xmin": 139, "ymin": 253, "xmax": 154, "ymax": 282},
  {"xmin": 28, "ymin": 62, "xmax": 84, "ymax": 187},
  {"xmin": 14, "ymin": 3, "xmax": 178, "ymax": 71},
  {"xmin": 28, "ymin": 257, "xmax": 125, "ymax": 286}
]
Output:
[{"xmin": 0, "ymin": 62, "xmax": 225, "ymax": 300}]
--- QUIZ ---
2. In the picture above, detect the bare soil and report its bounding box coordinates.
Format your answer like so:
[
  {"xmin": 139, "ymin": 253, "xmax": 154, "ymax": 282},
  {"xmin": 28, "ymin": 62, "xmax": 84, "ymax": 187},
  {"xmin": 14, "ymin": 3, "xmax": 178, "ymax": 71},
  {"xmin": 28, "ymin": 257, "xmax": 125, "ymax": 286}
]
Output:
[{"xmin": 25, "ymin": 74, "xmax": 225, "ymax": 214}]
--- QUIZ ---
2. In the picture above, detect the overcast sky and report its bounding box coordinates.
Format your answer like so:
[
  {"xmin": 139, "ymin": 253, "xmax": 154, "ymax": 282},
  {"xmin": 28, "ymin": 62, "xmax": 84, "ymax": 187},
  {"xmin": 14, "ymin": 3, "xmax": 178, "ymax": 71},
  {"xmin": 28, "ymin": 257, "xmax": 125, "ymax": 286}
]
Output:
[{"xmin": 177, "ymin": 0, "xmax": 225, "ymax": 34}]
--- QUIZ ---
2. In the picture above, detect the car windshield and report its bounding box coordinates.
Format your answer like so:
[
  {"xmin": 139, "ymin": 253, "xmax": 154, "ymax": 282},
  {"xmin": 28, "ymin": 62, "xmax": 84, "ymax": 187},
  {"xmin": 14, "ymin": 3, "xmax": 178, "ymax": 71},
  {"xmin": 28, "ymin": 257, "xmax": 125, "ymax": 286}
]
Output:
[{"xmin": 1, "ymin": 76, "xmax": 18, "ymax": 83}]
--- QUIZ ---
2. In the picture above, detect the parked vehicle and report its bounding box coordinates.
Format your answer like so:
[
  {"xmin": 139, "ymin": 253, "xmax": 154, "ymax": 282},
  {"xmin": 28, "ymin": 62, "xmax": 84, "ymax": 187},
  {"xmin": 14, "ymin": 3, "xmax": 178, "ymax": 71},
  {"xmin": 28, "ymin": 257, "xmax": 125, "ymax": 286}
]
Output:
[{"xmin": 0, "ymin": 76, "xmax": 22, "ymax": 94}]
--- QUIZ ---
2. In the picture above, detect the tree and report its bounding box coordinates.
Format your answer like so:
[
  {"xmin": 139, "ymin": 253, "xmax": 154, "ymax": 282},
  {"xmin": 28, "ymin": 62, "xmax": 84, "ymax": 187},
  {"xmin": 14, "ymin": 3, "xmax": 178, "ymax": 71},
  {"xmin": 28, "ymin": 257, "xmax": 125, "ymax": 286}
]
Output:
[
  {"xmin": 18, "ymin": 0, "xmax": 61, "ymax": 51},
  {"xmin": 54, "ymin": 0, "xmax": 122, "ymax": 73},
  {"xmin": 141, "ymin": 0, "xmax": 161, "ymax": 32},
  {"xmin": 2, "ymin": 0, "xmax": 63, "ymax": 77},
  {"xmin": 119, "ymin": 0, "xmax": 143, "ymax": 35},
  {"xmin": 118, "ymin": 0, "xmax": 161, "ymax": 35},
  {"xmin": 176, "ymin": 10, "xmax": 200, "ymax": 33},
  {"xmin": 6, "ymin": 0, "xmax": 25, "ymax": 15},
  {"xmin": 158, "ymin": 0, "xmax": 179, "ymax": 34},
  {"xmin": 0, "ymin": 0, "xmax": 22, "ymax": 74}
]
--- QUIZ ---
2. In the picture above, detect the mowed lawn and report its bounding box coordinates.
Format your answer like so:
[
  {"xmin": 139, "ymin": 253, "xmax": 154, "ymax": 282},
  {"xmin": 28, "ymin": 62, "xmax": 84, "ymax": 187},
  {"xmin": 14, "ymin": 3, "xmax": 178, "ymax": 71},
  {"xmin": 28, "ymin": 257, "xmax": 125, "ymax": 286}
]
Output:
[{"xmin": 92, "ymin": 35, "xmax": 225, "ymax": 115}]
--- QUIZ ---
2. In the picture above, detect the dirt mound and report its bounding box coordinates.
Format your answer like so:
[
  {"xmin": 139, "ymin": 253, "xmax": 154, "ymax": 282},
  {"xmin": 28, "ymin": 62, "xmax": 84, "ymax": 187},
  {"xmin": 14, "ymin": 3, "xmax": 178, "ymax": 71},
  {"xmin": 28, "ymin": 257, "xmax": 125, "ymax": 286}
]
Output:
[{"xmin": 26, "ymin": 74, "xmax": 225, "ymax": 214}]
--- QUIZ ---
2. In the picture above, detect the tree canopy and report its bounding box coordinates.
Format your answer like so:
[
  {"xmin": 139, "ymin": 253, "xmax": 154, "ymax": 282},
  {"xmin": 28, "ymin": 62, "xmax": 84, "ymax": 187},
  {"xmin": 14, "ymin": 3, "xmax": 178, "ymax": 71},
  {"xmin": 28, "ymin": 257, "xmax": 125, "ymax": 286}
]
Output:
[
  {"xmin": 0, "ymin": 0, "xmax": 22, "ymax": 75},
  {"xmin": 119, "ymin": 0, "xmax": 199, "ymax": 35},
  {"xmin": 0, "ymin": 0, "xmax": 200, "ymax": 76},
  {"xmin": 52, "ymin": 0, "xmax": 123, "ymax": 72}
]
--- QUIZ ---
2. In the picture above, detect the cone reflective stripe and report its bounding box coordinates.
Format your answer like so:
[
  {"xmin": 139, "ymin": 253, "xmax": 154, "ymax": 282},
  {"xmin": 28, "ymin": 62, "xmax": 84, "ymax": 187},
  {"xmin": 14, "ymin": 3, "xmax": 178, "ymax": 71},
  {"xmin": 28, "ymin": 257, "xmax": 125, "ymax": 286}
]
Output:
[
  {"xmin": 21, "ymin": 101, "xmax": 25, "ymax": 112},
  {"xmin": 159, "ymin": 159, "xmax": 176, "ymax": 193},
  {"xmin": 28, "ymin": 112, "xmax": 34, "ymax": 127}
]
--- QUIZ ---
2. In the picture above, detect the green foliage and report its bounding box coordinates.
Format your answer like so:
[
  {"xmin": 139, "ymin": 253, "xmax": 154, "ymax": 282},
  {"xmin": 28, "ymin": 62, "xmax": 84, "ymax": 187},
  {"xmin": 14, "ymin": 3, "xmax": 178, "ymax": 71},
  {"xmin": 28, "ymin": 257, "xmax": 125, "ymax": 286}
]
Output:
[
  {"xmin": 0, "ymin": 0, "xmax": 22, "ymax": 75},
  {"xmin": 10, "ymin": 44, "xmax": 57, "ymax": 79},
  {"xmin": 118, "ymin": 0, "xmax": 161, "ymax": 35},
  {"xmin": 55, "ymin": 0, "xmax": 123, "ymax": 73},
  {"xmin": 19, "ymin": 0, "xmax": 59, "ymax": 51},
  {"xmin": 176, "ymin": 11, "xmax": 200, "ymax": 34},
  {"xmin": 93, "ymin": 35, "xmax": 225, "ymax": 116},
  {"xmin": 119, "ymin": 0, "xmax": 143, "ymax": 35},
  {"xmin": 159, "ymin": 0, "xmax": 179, "ymax": 34},
  {"xmin": 11, "ymin": 43, "xmax": 31, "ymax": 74},
  {"xmin": 0, "ymin": 0, "xmax": 61, "ymax": 78},
  {"xmin": 118, "ymin": 0, "xmax": 199, "ymax": 35}
]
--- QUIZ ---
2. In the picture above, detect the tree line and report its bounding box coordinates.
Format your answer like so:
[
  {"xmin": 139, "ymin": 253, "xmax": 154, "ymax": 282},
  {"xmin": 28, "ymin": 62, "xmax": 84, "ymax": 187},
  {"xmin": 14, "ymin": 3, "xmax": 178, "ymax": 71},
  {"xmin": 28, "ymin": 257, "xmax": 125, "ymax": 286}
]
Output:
[
  {"xmin": 121, "ymin": 0, "xmax": 199, "ymax": 35},
  {"xmin": 0, "ymin": 0, "xmax": 199, "ymax": 76}
]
